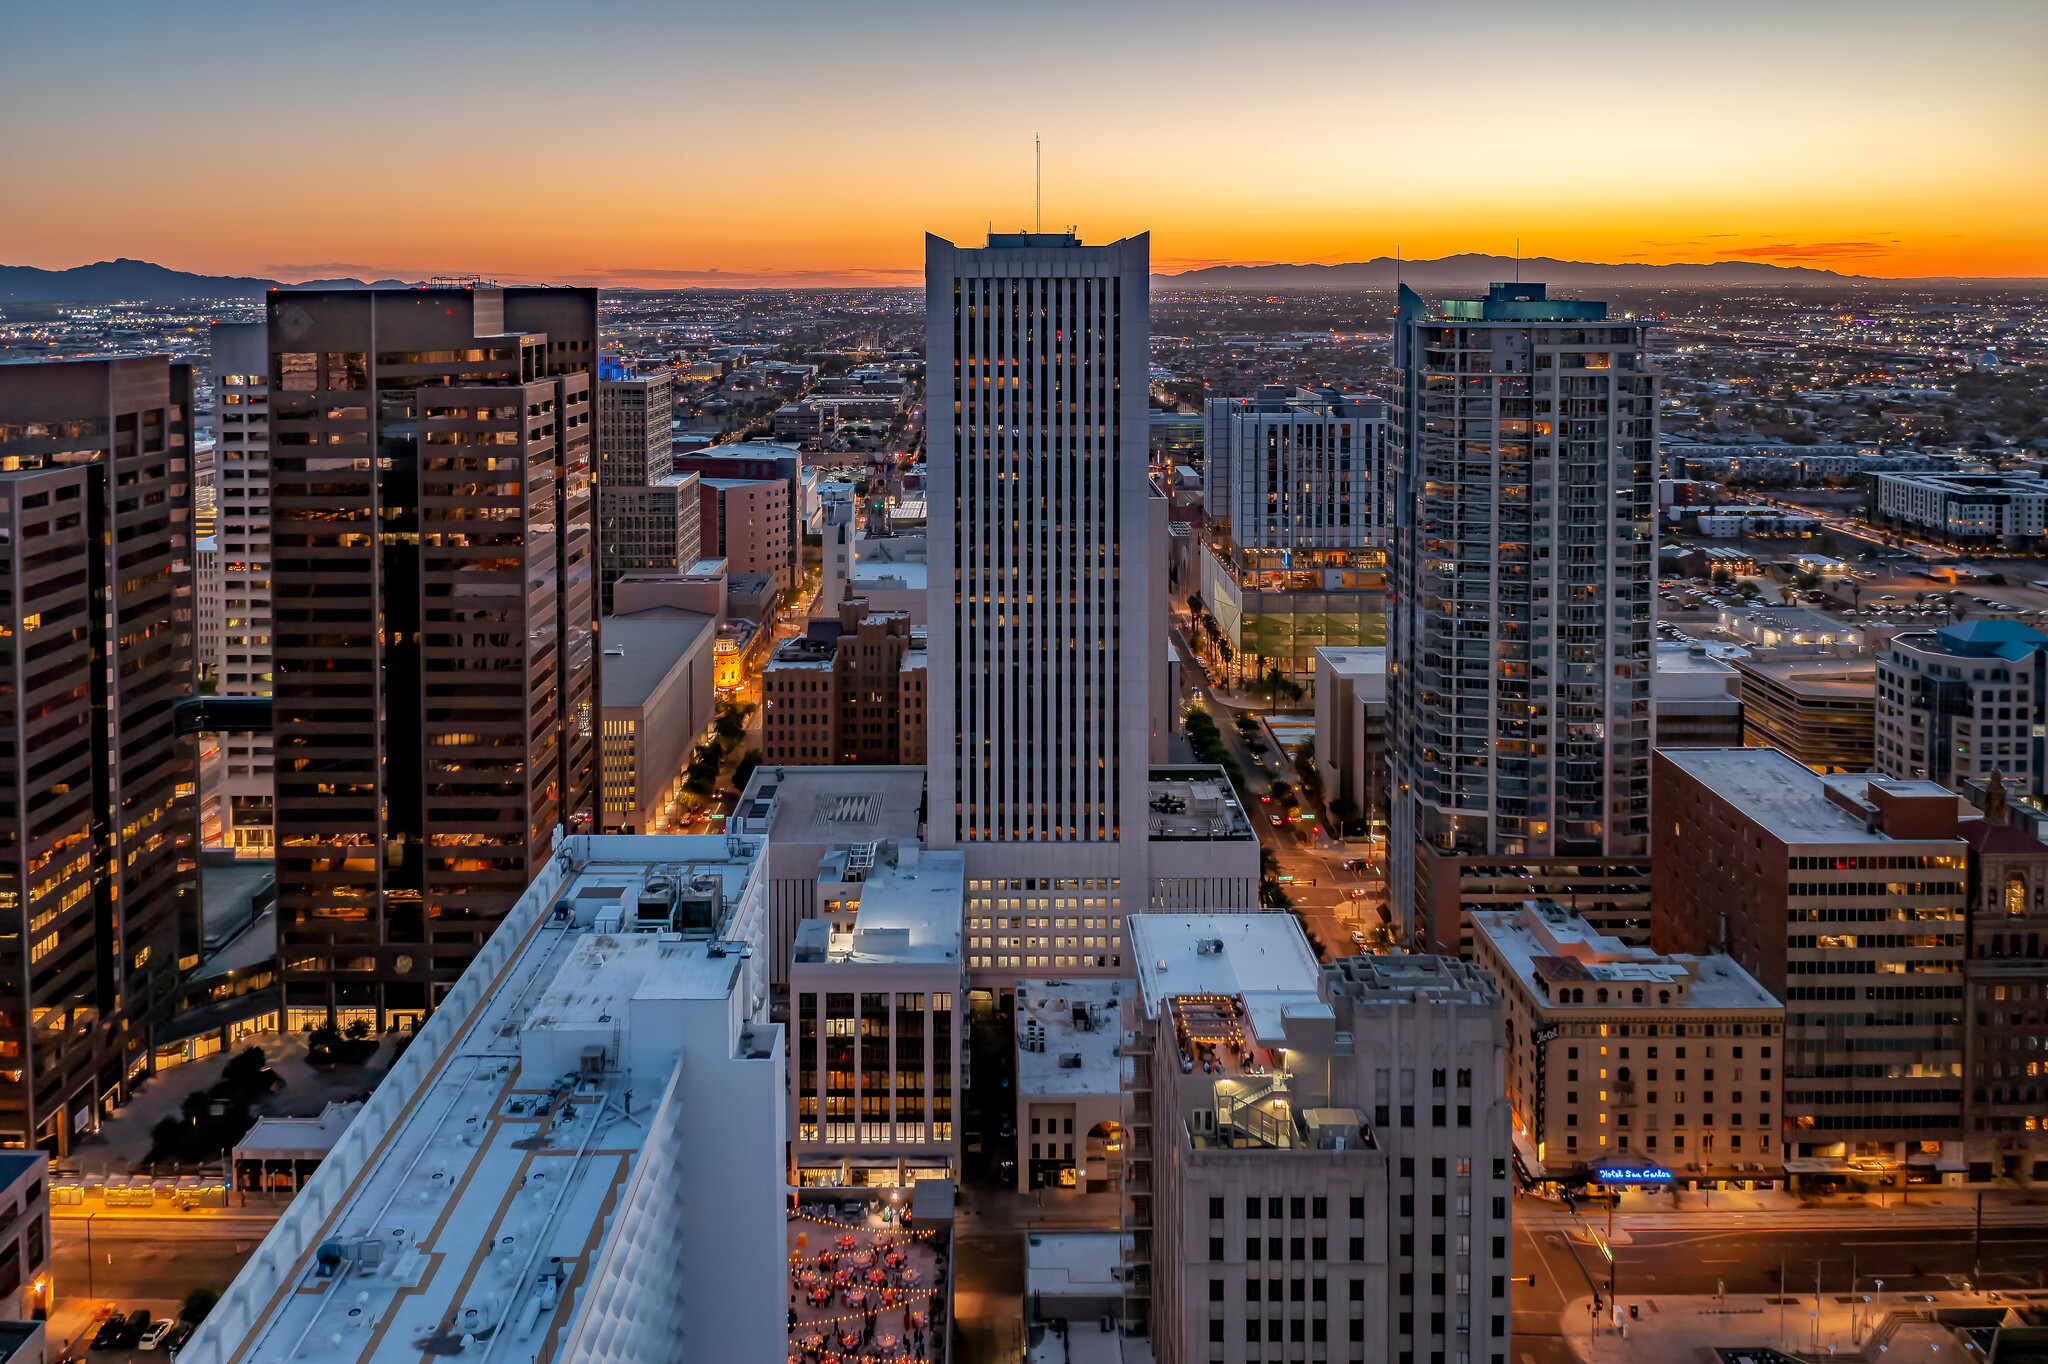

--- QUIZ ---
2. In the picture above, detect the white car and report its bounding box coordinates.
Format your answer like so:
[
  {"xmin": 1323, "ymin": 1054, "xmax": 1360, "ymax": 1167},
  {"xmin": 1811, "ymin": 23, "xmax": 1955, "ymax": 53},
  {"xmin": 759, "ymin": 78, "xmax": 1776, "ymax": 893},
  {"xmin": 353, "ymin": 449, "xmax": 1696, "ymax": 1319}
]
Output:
[{"xmin": 139, "ymin": 1321, "xmax": 174, "ymax": 1351}]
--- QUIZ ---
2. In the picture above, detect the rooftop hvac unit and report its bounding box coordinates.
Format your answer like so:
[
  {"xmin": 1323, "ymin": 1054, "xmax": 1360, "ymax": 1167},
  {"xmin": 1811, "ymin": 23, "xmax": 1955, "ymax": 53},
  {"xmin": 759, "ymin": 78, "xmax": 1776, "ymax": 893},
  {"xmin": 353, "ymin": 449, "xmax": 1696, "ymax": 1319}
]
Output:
[
  {"xmin": 579, "ymin": 1045, "xmax": 606, "ymax": 1076},
  {"xmin": 1195, "ymin": 938, "xmax": 1224, "ymax": 956},
  {"xmin": 673, "ymin": 872, "xmax": 726, "ymax": 935},
  {"xmin": 1058, "ymin": 1052, "xmax": 1083, "ymax": 1069},
  {"xmin": 636, "ymin": 866, "xmax": 678, "ymax": 930}
]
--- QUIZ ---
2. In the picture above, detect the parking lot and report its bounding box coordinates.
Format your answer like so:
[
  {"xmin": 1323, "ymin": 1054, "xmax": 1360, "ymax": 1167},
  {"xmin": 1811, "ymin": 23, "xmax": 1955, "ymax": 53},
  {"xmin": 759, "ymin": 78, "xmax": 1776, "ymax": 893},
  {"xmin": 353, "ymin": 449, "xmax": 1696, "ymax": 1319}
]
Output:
[{"xmin": 49, "ymin": 1217, "xmax": 265, "ymax": 1362}]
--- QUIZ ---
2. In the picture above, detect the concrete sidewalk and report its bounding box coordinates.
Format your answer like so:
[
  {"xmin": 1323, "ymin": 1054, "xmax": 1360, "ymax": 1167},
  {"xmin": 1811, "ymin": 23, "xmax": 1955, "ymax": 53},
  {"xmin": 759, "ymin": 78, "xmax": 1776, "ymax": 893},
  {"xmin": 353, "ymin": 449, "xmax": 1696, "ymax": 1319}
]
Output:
[{"xmin": 1560, "ymin": 1288, "xmax": 2010, "ymax": 1362}]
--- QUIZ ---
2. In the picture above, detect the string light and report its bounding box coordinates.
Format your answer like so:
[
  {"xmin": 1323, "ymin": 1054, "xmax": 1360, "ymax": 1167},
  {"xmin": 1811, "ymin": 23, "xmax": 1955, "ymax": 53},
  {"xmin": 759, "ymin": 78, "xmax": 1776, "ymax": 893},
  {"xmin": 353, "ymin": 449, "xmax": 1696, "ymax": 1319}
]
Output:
[
  {"xmin": 788, "ymin": 1208, "xmax": 939, "ymax": 1240},
  {"xmin": 786, "ymin": 1287, "xmax": 941, "ymax": 1326}
]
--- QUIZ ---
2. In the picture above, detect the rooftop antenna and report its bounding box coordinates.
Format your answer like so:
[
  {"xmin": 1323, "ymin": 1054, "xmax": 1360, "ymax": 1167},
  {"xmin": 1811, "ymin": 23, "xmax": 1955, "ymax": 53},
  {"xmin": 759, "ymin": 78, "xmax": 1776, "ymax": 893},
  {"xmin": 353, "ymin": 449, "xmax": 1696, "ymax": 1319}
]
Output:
[
  {"xmin": 1035, "ymin": 135, "xmax": 1042, "ymax": 234},
  {"xmin": 1515, "ymin": 238, "xmax": 1521, "ymax": 284}
]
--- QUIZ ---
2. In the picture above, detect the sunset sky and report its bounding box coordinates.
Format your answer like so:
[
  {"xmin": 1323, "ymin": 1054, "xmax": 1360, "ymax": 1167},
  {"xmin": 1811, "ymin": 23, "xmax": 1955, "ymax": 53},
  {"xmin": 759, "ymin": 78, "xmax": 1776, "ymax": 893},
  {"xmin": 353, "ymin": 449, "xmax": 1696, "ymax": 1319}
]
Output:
[{"xmin": 3, "ymin": 0, "xmax": 2043, "ymax": 285}]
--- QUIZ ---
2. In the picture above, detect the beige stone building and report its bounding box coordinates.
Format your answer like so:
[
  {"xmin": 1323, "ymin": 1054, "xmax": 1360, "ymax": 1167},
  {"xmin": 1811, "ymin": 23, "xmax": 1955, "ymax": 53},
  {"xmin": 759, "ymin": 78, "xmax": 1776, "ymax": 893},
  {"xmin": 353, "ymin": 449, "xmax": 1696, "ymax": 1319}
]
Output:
[{"xmin": 1470, "ymin": 899, "xmax": 1783, "ymax": 1187}]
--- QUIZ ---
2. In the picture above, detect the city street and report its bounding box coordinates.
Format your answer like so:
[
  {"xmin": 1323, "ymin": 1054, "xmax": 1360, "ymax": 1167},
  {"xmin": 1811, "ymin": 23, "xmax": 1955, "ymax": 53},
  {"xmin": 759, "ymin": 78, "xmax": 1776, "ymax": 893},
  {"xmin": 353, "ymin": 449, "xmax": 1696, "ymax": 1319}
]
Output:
[
  {"xmin": 49, "ymin": 1216, "xmax": 268, "ymax": 1353},
  {"xmin": 1170, "ymin": 615, "xmax": 1385, "ymax": 959}
]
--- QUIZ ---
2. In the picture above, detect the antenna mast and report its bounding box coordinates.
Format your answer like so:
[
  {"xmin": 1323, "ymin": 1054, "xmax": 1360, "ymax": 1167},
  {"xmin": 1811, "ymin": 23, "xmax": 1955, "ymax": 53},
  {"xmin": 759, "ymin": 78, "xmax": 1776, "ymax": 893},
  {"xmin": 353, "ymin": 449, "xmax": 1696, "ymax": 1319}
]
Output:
[
  {"xmin": 1515, "ymin": 237, "xmax": 1521, "ymax": 284},
  {"xmin": 1035, "ymin": 135, "xmax": 1041, "ymax": 234}
]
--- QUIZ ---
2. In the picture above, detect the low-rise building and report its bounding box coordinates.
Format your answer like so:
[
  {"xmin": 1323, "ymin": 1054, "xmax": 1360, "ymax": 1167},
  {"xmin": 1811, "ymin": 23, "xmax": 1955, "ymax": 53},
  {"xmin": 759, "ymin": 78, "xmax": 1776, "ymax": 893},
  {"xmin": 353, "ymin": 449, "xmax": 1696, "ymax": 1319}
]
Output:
[
  {"xmin": 1736, "ymin": 655, "xmax": 1876, "ymax": 773},
  {"xmin": 762, "ymin": 598, "xmax": 927, "ymax": 766},
  {"xmin": 1653, "ymin": 642, "xmax": 1744, "ymax": 749},
  {"xmin": 1717, "ymin": 606, "xmax": 1864, "ymax": 650},
  {"xmin": 1014, "ymin": 978, "xmax": 1126, "ymax": 1192},
  {"xmin": 699, "ymin": 476, "xmax": 793, "ymax": 591},
  {"xmin": 1314, "ymin": 647, "xmax": 1387, "ymax": 839},
  {"xmin": 732, "ymin": 763, "xmax": 929, "ymax": 989},
  {"xmin": 1653, "ymin": 749, "xmax": 1969, "ymax": 1189},
  {"xmin": 232, "ymin": 1101, "xmax": 361, "ymax": 1194},
  {"xmin": 599, "ymin": 606, "xmax": 718, "ymax": 832},
  {"xmin": 1026, "ymin": 1233, "xmax": 1126, "ymax": 1341},
  {"xmin": 1875, "ymin": 471, "xmax": 2048, "ymax": 547},
  {"xmin": 1878, "ymin": 620, "xmax": 2047, "ymax": 795},
  {"xmin": 789, "ymin": 838, "xmax": 963, "ymax": 1188},
  {"xmin": 1670, "ymin": 545, "xmax": 1758, "ymax": 578},
  {"xmin": 0, "ymin": 1154, "xmax": 49, "ymax": 1318},
  {"xmin": 1956, "ymin": 777, "xmax": 2048, "ymax": 1182},
  {"xmin": 1470, "ymin": 900, "xmax": 1783, "ymax": 1187}
]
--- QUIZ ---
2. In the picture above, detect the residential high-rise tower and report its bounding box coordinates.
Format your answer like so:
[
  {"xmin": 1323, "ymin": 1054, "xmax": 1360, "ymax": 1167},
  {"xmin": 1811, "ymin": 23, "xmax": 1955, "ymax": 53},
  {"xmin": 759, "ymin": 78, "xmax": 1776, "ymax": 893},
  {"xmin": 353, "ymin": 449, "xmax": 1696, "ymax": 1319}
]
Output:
[
  {"xmin": 203, "ymin": 321, "xmax": 275, "ymax": 855},
  {"xmin": 1389, "ymin": 283, "xmax": 1659, "ymax": 954},
  {"xmin": 265, "ymin": 286, "xmax": 600, "ymax": 1029}
]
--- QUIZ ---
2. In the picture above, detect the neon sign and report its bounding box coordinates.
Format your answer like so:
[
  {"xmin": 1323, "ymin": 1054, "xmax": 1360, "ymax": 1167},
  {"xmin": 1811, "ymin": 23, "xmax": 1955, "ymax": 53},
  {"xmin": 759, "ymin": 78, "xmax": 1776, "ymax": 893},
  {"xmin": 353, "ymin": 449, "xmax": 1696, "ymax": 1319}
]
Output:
[{"xmin": 1592, "ymin": 1166, "xmax": 1671, "ymax": 1184}]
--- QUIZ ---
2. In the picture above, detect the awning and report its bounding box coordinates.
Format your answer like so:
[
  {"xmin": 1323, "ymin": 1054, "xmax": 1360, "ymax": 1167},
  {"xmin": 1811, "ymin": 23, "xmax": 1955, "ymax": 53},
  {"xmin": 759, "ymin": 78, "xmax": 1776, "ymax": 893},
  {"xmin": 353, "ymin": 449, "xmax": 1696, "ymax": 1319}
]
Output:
[{"xmin": 1510, "ymin": 1129, "xmax": 1548, "ymax": 1179}]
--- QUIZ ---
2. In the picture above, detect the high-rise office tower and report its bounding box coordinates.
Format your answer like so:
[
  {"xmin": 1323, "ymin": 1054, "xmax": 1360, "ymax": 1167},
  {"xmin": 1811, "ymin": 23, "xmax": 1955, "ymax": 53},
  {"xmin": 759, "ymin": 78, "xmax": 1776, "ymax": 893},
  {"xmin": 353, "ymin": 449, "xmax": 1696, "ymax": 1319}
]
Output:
[
  {"xmin": 202, "ymin": 322, "xmax": 275, "ymax": 855},
  {"xmin": 266, "ymin": 287, "xmax": 600, "ymax": 1029},
  {"xmin": 1199, "ymin": 387, "xmax": 1391, "ymax": 680},
  {"xmin": 0, "ymin": 357, "xmax": 196, "ymax": 1153},
  {"xmin": 1390, "ymin": 284, "xmax": 1659, "ymax": 955},
  {"xmin": 925, "ymin": 230, "xmax": 1160, "ymax": 898},
  {"xmin": 596, "ymin": 369, "xmax": 700, "ymax": 613}
]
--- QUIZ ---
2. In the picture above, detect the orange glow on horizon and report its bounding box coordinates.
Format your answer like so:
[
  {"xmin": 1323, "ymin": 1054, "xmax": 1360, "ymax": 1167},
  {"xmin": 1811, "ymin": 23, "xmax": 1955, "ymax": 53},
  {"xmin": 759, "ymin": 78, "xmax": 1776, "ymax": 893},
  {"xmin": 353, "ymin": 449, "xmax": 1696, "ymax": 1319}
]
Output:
[{"xmin": 1, "ymin": 1, "xmax": 2042, "ymax": 287}]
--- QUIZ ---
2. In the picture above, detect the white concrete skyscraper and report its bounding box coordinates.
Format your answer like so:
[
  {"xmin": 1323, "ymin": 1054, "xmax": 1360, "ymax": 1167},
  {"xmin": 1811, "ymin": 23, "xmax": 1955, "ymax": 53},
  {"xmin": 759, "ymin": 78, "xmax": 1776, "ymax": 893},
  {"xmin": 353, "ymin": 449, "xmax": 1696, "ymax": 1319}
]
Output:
[
  {"xmin": 1389, "ymin": 283, "xmax": 1659, "ymax": 956},
  {"xmin": 927, "ymin": 229, "xmax": 1156, "ymax": 862}
]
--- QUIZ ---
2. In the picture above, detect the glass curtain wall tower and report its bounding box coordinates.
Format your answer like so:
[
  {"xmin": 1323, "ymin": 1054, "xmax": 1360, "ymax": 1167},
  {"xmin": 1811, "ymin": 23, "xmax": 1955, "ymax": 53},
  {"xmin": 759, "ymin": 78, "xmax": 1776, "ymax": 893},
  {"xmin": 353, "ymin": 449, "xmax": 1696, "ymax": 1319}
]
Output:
[
  {"xmin": 1390, "ymin": 284, "xmax": 1658, "ymax": 948},
  {"xmin": 266, "ymin": 287, "xmax": 600, "ymax": 1030}
]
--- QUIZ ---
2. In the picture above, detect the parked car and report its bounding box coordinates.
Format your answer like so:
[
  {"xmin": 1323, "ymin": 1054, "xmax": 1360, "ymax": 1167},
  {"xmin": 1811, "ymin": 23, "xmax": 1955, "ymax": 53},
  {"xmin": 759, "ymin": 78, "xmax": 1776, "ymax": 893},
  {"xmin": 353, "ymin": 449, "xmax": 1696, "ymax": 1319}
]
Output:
[
  {"xmin": 139, "ymin": 1321, "xmax": 173, "ymax": 1351},
  {"xmin": 162, "ymin": 1325, "xmax": 194, "ymax": 1355},
  {"xmin": 117, "ymin": 1311, "xmax": 151, "ymax": 1349},
  {"xmin": 91, "ymin": 1319, "xmax": 125, "ymax": 1351}
]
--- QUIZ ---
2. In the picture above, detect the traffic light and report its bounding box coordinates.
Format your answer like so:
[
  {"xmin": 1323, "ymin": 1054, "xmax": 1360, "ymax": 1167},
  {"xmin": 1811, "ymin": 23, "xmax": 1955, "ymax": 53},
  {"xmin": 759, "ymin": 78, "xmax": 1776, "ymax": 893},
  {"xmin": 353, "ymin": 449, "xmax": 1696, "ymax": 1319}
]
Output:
[
  {"xmin": 1593, "ymin": 1294, "xmax": 1604, "ymax": 1312},
  {"xmin": 1628, "ymin": 1304, "xmax": 1639, "ymax": 1320}
]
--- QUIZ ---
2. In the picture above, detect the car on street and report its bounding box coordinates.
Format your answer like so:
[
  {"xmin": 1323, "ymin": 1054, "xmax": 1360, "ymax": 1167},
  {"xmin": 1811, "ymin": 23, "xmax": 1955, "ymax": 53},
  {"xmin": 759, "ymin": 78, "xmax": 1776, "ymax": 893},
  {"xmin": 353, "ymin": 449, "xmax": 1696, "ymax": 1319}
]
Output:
[
  {"xmin": 163, "ymin": 1326, "xmax": 194, "ymax": 1355},
  {"xmin": 117, "ymin": 1312, "xmax": 151, "ymax": 1349},
  {"xmin": 91, "ymin": 1320, "xmax": 125, "ymax": 1351},
  {"xmin": 139, "ymin": 1321, "xmax": 173, "ymax": 1351}
]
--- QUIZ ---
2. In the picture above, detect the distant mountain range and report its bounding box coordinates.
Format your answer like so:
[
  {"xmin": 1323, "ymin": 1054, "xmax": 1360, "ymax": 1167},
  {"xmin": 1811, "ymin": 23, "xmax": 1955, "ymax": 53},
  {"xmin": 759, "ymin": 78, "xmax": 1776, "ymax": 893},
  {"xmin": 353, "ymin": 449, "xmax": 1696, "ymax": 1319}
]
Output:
[
  {"xmin": 0, "ymin": 259, "xmax": 412, "ymax": 303},
  {"xmin": 2, "ymin": 253, "xmax": 2031, "ymax": 303},
  {"xmin": 1154, "ymin": 253, "xmax": 1866, "ymax": 289}
]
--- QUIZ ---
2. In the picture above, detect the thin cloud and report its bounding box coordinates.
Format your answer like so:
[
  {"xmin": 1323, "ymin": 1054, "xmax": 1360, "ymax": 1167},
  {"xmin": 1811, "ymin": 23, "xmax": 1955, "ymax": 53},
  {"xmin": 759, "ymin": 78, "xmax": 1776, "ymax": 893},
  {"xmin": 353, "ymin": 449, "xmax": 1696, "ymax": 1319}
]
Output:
[
  {"xmin": 1719, "ymin": 242, "xmax": 1890, "ymax": 260},
  {"xmin": 264, "ymin": 262, "xmax": 408, "ymax": 278},
  {"xmin": 1156, "ymin": 257, "xmax": 1281, "ymax": 270},
  {"xmin": 579, "ymin": 265, "xmax": 918, "ymax": 279}
]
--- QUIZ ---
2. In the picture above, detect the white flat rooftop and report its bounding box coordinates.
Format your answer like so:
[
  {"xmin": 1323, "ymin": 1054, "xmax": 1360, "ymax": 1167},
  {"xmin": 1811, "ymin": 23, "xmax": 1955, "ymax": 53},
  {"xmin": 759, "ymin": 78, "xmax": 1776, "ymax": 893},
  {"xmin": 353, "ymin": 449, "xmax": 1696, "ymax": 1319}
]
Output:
[
  {"xmin": 1129, "ymin": 913, "xmax": 1321, "ymax": 1016},
  {"xmin": 1316, "ymin": 646, "xmax": 1386, "ymax": 680},
  {"xmin": 1017, "ymin": 979, "xmax": 1125, "ymax": 1096},
  {"xmin": 187, "ymin": 834, "xmax": 774, "ymax": 1364},
  {"xmin": 1026, "ymin": 1231, "xmax": 1122, "ymax": 1298},
  {"xmin": 798, "ymin": 844, "xmax": 963, "ymax": 965}
]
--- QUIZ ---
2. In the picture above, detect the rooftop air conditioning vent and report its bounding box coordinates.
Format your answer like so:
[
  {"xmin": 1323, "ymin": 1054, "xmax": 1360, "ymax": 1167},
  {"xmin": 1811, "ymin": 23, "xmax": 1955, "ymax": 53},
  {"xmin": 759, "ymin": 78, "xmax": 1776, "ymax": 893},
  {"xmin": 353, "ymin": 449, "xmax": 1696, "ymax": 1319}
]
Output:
[
  {"xmin": 1058, "ymin": 1052, "xmax": 1083, "ymax": 1069},
  {"xmin": 1196, "ymin": 938, "xmax": 1224, "ymax": 955}
]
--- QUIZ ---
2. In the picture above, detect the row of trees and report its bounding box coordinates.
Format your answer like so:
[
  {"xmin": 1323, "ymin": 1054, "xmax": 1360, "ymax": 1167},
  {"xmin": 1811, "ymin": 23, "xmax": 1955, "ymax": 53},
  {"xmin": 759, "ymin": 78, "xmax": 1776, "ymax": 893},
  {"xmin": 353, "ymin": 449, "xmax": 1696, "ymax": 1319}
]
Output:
[{"xmin": 682, "ymin": 699, "xmax": 759, "ymax": 808}]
